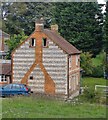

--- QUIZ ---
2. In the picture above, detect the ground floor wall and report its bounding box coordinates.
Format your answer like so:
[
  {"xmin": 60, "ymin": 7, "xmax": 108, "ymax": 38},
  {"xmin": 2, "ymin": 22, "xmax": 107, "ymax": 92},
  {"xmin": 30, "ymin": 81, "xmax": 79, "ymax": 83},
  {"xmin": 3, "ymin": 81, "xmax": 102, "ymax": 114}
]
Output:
[{"xmin": 69, "ymin": 69, "xmax": 80, "ymax": 97}]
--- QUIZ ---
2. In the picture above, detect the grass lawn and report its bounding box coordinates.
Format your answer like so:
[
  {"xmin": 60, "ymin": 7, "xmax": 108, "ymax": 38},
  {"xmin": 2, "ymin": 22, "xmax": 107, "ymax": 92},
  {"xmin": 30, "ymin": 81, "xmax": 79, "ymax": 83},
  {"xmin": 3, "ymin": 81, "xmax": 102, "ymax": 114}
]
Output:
[
  {"xmin": 2, "ymin": 96, "xmax": 107, "ymax": 118},
  {"xmin": 1, "ymin": 77, "xmax": 107, "ymax": 118},
  {"xmin": 82, "ymin": 77, "xmax": 107, "ymax": 90},
  {"xmin": 0, "ymin": 99, "xmax": 2, "ymax": 119}
]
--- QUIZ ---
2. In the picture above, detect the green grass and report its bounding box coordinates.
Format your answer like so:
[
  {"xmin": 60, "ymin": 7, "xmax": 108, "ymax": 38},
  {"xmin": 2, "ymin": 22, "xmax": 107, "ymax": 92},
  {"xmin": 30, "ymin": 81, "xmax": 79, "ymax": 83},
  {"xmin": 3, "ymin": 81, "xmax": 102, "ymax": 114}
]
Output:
[
  {"xmin": 2, "ymin": 77, "xmax": 107, "ymax": 118},
  {"xmin": 82, "ymin": 77, "xmax": 107, "ymax": 89},
  {"xmin": 2, "ymin": 96, "xmax": 107, "ymax": 118},
  {"xmin": 0, "ymin": 99, "xmax": 2, "ymax": 119},
  {"xmin": 92, "ymin": 52, "xmax": 104, "ymax": 67}
]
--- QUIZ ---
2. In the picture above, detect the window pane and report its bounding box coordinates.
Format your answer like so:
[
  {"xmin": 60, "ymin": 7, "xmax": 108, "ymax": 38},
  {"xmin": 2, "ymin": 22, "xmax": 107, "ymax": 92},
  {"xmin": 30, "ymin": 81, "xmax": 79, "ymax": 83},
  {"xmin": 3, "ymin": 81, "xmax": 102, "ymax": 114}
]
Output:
[
  {"xmin": 30, "ymin": 38, "xmax": 36, "ymax": 47},
  {"xmin": 42, "ymin": 38, "xmax": 47, "ymax": 47}
]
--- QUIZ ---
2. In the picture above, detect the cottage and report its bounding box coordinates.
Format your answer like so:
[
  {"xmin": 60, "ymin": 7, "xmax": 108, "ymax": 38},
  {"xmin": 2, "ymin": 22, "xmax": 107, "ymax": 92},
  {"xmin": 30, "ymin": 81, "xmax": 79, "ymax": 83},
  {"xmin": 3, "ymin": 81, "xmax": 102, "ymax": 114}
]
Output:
[{"xmin": 12, "ymin": 19, "xmax": 81, "ymax": 98}]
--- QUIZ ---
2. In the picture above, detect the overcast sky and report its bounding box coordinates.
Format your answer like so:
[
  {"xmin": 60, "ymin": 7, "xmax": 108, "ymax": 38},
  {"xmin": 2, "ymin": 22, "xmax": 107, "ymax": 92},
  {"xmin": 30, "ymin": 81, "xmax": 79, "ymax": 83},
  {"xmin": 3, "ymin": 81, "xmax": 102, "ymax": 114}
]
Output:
[{"xmin": 98, "ymin": 0, "xmax": 106, "ymax": 4}]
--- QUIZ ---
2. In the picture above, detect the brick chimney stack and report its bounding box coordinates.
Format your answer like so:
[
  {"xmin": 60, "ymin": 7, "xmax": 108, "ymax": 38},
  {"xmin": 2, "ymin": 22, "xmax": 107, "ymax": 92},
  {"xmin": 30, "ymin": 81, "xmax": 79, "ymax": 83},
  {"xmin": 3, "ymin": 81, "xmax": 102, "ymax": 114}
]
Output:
[
  {"xmin": 35, "ymin": 18, "xmax": 44, "ymax": 32},
  {"xmin": 51, "ymin": 24, "xmax": 58, "ymax": 33}
]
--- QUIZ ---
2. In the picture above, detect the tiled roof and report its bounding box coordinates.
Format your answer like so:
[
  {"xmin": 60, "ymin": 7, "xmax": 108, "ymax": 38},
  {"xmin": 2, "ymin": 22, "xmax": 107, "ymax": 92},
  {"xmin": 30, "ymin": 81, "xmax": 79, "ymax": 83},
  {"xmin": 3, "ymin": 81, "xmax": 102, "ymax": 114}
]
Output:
[
  {"xmin": 0, "ymin": 63, "xmax": 11, "ymax": 75},
  {"xmin": 44, "ymin": 29, "xmax": 81, "ymax": 55}
]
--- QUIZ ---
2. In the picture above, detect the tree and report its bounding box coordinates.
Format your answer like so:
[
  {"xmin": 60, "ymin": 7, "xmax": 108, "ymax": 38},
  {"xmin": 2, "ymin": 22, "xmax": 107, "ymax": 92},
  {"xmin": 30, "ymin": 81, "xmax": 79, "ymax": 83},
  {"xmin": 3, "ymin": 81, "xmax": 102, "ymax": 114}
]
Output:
[
  {"xmin": 1, "ymin": 2, "xmax": 28, "ymax": 35},
  {"xmin": 2, "ymin": 2, "xmax": 54, "ymax": 35},
  {"xmin": 6, "ymin": 31, "xmax": 28, "ymax": 59},
  {"xmin": 104, "ymin": 2, "xmax": 108, "ymax": 55},
  {"xmin": 80, "ymin": 52, "xmax": 93, "ymax": 76},
  {"xmin": 53, "ymin": 2, "xmax": 103, "ymax": 57},
  {"xmin": 103, "ymin": 1, "xmax": 108, "ymax": 77}
]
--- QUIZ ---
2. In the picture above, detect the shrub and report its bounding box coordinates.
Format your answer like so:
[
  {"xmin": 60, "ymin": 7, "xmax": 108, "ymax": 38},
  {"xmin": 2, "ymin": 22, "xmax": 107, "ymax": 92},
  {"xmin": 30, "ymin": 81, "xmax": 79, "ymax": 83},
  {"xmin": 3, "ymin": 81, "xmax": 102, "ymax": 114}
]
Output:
[
  {"xmin": 80, "ymin": 87, "xmax": 105, "ymax": 104},
  {"xmin": 80, "ymin": 52, "xmax": 93, "ymax": 76},
  {"xmin": 98, "ymin": 97, "xmax": 106, "ymax": 104},
  {"xmin": 91, "ymin": 65, "xmax": 104, "ymax": 78}
]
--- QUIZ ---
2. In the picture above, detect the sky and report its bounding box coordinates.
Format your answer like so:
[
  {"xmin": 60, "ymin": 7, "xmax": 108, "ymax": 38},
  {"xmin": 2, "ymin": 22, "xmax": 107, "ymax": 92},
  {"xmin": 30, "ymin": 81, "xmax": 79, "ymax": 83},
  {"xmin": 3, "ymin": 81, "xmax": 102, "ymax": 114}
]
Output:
[
  {"xmin": 98, "ymin": 0, "xmax": 106, "ymax": 4},
  {"xmin": 97, "ymin": 0, "xmax": 106, "ymax": 13}
]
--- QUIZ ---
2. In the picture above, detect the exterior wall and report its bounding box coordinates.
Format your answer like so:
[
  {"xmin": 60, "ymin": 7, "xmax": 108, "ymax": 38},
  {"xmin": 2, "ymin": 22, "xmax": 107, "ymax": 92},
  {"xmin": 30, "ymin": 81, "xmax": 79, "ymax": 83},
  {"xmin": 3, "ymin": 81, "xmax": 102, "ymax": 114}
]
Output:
[
  {"xmin": 28, "ymin": 64, "xmax": 45, "ymax": 93},
  {"xmin": 12, "ymin": 34, "xmax": 68, "ymax": 97},
  {"xmin": 43, "ymin": 39, "xmax": 68, "ymax": 96},
  {"xmin": 69, "ymin": 54, "xmax": 80, "ymax": 96},
  {"xmin": 13, "ymin": 40, "xmax": 35, "ymax": 83},
  {"xmin": 28, "ymin": 38, "xmax": 68, "ymax": 96}
]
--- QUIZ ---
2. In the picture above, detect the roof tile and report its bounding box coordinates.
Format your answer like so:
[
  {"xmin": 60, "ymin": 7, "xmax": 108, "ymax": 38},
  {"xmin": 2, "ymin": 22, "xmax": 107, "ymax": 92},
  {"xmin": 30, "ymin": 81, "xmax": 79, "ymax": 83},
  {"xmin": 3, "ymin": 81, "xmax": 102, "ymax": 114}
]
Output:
[{"xmin": 43, "ymin": 29, "xmax": 81, "ymax": 55}]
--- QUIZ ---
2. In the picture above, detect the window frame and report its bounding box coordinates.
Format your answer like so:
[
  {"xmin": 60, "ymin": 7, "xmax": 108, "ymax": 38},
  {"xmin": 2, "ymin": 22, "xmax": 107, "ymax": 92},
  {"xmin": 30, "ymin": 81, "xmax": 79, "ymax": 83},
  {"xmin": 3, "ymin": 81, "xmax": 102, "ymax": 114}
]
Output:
[
  {"xmin": 69, "ymin": 56, "xmax": 72, "ymax": 68},
  {"xmin": 76, "ymin": 55, "xmax": 79, "ymax": 66}
]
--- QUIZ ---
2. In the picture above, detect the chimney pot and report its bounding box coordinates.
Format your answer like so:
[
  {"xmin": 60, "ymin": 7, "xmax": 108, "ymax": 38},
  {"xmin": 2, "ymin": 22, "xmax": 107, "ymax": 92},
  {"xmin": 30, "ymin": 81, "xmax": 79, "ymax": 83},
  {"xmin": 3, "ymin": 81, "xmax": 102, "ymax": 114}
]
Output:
[{"xmin": 51, "ymin": 24, "xmax": 58, "ymax": 32}]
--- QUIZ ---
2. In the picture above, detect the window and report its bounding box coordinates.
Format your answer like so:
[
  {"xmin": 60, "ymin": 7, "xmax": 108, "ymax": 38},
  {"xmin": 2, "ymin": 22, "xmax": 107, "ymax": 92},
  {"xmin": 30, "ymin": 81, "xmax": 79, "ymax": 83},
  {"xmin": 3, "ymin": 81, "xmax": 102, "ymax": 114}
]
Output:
[
  {"xmin": 4, "ymin": 84, "xmax": 12, "ymax": 89},
  {"xmin": 69, "ymin": 56, "xmax": 72, "ymax": 68},
  {"xmin": 0, "ymin": 55, "xmax": 2, "ymax": 59},
  {"xmin": 76, "ymin": 55, "xmax": 79, "ymax": 66},
  {"xmin": 42, "ymin": 38, "xmax": 47, "ymax": 47},
  {"xmin": 76, "ymin": 74, "xmax": 79, "ymax": 85},
  {"xmin": 30, "ymin": 76, "xmax": 33, "ymax": 80},
  {"xmin": 0, "ymin": 75, "xmax": 7, "ymax": 82},
  {"xmin": 30, "ymin": 38, "xmax": 36, "ymax": 47}
]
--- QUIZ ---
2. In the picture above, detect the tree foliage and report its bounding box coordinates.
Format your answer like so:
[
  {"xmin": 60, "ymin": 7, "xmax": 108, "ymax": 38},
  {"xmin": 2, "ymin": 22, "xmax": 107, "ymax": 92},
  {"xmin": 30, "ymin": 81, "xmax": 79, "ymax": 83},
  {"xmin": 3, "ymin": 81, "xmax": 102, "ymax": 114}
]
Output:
[
  {"xmin": 104, "ymin": 2, "xmax": 108, "ymax": 53},
  {"xmin": 2, "ymin": 2, "xmax": 104, "ymax": 58},
  {"xmin": 53, "ymin": 2, "xmax": 103, "ymax": 57},
  {"xmin": 80, "ymin": 52, "xmax": 93, "ymax": 75},
  {"xmin": 2, "ymin": 2, "xmax": 54, "ymax": 35},
  {"xmin": 103, "ymin": 2, "xmax": 108, "ymax": 74},
  {"xmin": 6, "ymin": 31, "xmax": 28, "ymax": 59}
]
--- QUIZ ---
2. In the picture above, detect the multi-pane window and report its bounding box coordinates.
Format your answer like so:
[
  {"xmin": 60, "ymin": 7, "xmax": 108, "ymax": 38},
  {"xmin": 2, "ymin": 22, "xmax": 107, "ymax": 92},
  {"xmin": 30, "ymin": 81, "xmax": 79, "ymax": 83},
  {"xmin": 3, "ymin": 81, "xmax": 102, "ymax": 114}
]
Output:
[{"xmin": 0, "ymin": 75, "xmax": 7, "ymax": 82}]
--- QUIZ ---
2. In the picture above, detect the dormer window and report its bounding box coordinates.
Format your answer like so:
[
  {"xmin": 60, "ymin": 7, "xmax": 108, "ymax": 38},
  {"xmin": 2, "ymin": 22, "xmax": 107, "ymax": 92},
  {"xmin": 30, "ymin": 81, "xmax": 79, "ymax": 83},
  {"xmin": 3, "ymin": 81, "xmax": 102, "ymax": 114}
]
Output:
[
  {"xmin": 30, "ymin": 38, "xmax": 36, "ymax": 47},
  {"xmin": 42, "ymin": 38, "xmax": 47, "ymax": 47}
]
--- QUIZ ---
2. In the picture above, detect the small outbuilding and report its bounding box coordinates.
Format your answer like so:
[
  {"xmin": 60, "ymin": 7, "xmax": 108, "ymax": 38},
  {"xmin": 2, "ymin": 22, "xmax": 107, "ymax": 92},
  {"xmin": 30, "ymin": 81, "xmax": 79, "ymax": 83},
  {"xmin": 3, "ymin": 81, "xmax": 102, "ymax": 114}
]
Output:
[
  {"xmin": 0, "ymin": 63, "xmax": 11, "ymax": 85},
  {"xmin": 0, "ymin": 30, "xmax": 11, "ymax": 85}
]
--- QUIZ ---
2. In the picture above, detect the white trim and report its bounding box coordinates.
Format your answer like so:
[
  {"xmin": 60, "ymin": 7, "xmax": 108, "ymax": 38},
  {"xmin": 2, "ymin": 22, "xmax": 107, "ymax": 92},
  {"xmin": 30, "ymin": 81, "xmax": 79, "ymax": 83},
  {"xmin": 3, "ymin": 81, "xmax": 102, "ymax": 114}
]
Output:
[
  {"xmin": 95, "ymin": 85, "xmax": 108, "ymax": 90},
  {"xmin": 76, "ymin": 55, "xmax": 78, "ymax": 66},
  {"xmin": 36, "ymin": 24, "xmax": 43, "ymax": 26}
]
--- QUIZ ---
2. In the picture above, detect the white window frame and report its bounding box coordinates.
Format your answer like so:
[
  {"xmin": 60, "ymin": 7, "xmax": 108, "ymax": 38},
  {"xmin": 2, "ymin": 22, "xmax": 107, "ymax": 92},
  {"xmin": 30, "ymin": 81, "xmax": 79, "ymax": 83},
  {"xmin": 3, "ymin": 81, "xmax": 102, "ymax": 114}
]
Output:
[
  {"xmin": 0, "ymin": 76, "xmax": 1, "ymax": 82},
  {"xmin": 0, "ymin": 75, "xmax": 7, "ymax": 82},
  {"xmin": 76, "ymin": 55, "xmax": 79, "ymax": 66},
  {"xmin": 69, "ymin": 56, "xmax": 72, "ymax": 68}
]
